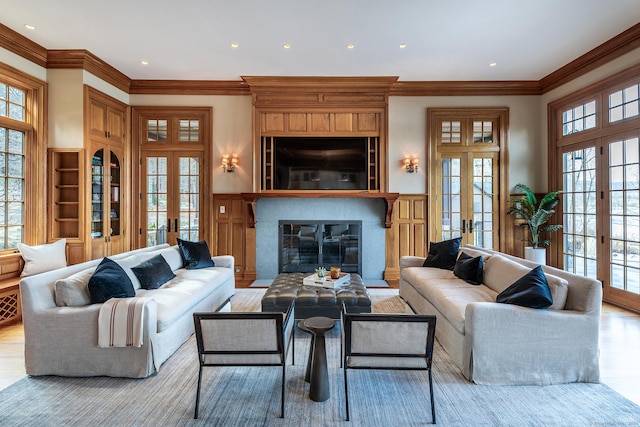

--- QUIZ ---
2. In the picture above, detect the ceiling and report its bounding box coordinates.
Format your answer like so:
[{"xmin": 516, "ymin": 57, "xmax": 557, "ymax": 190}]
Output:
[{"xmin": 2, "ymin": 0, "xmax": 640, "ymax": 82}]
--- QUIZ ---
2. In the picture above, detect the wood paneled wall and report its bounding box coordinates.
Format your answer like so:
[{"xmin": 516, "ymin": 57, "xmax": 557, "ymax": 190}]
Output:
[
  {"xmin": 384, "ymin": 194, "xmax": 428, "ymax": 282},
  {"xmin": 212, "ymin": 194, "xmax": 247, "ymax": 278}
]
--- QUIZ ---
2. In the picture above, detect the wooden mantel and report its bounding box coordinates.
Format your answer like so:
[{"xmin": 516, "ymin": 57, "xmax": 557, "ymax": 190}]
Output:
[{"xmin": 241, "ymin": 192, "xmax": 400, "ymax": 228}]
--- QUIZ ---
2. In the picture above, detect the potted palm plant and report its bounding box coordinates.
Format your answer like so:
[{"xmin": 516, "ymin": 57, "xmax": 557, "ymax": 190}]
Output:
[{"xmin": 507, "ymin": 183, "xmax": 562, "ymax": 264}]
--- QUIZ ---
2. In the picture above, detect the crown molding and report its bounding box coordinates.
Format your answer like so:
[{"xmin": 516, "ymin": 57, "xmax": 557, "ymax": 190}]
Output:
[
  {"xmin": 0, "ymin": 23, "xmax": 47, "ymax": 67},
  {"xmin": 129, "ymin": 79, "xmax": 250, "ymax": 95},
  {"xmin": 47, "ymin": 50, "xmax": 131, "ymax": 93},
  {"xmin": 540, "ymin": 22, "xmax": 640, "ymax": 93},
  {"xmin": 390, "ymin": 80, "xmax": 542, "ymax": 96},
  {"xmin": 242, "ymin": 75, "xmax": 399, "ymax": 92}
]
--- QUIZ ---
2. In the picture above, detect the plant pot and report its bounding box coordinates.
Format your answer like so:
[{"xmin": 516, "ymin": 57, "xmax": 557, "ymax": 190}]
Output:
[{"xmin": 524, "ymin": 247, "xmax": 546, "ymax": 265}]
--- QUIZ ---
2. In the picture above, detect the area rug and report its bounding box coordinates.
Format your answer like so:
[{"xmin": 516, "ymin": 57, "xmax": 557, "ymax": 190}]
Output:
[{"xmin": 1, "ymin": 289, "xmax": 639, "ymax": 427}]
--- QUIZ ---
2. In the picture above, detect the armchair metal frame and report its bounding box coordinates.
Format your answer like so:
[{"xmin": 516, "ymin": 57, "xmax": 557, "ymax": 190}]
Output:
[
  {"xmin": 341, "ymin": 306, "xmax": 437, "ymax": 423},
  {"xmin": 193, "ymin": 302, "xmax": 295, "ymax": 419}
]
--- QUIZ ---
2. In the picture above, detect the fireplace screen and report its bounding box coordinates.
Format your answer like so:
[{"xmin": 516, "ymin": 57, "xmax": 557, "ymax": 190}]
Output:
[{"xmin": 279, "ymin": 220, "xmax": 362, "ymax": 275}]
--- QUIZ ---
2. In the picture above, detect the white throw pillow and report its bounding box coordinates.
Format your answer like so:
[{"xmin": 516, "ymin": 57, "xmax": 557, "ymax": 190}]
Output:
[
  {"xmin": 484, "ymin": 254, "xmax": 569, "ymax": 310},
  {"xmin": 18, "ymin": 238, "xmax": 68, "ymax": 277},
  {"xmin": 54, "ymin": 267, "xmax": 95, "ymax": 307}
]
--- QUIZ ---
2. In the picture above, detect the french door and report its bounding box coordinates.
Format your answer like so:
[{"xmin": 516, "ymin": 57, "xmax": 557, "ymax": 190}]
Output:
[
  {"xmin": 560, "ymin": 132, "xmax": 640, "ymax": 311},
  {"xmin": 428, "ymin": 109, "xmax": 506, "ymax": 250},
  {"xmin": 141, "ymin": 151, "xmax": 203, "ymax": 247}
]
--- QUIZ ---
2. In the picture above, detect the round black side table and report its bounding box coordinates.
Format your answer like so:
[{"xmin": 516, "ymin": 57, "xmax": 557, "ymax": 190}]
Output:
[{"xmin": 302, "ymin": 316, "xmax": 335, "ymax": 402}]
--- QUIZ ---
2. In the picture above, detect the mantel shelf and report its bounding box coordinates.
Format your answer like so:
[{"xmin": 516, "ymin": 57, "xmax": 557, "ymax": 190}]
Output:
[{"xmin": 240, "ymin": 192, "xmax": 399, "ymax": 228}]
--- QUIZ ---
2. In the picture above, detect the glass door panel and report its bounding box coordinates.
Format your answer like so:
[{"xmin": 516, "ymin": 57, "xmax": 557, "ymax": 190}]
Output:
[
  {"xmin": 562, "ymin": 146, "xmax": 598, "ymax": 278},
  {"xmin": 145, "ymin": 156, "xmax": 169, "ymax": 246},
  {"xmin": 471, "ymin": 156, "xmax": 496, "ymax": 249},
  {"xmin": 109, "ymin": 150, "xmax": 121, "ymax": 237},
  {"xmin": 439, "ymin": 156, "xmax": 463, "ymax": 241},
  {"xmin": 178, "ymin": 156, "xmax": 200, "ymax": 241},
  {"xmin": 91, "ymin": 149, "xmax": 104, "ymax": 240},
  {"xmin": 608, "ymin": 137, "xmax": 640, "ymax": 295}
]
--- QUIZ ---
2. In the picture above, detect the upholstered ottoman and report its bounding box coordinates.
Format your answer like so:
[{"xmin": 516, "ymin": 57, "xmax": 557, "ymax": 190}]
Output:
[{"xmin": 261, "ymin": 273, "xmax": 371, "ymax": 319}]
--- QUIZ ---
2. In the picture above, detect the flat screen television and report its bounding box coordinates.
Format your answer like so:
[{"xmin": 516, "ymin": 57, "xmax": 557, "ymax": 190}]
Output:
[{"xmin": 273, "ymin": 137, "xmax": 368, "ymax": 190}]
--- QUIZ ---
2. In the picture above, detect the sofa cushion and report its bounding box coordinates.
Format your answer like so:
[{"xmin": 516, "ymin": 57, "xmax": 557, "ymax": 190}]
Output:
[
  {"xmin": 483, "ymin": 254, "xmax": 568, "ymax": 310},
  {"xmin": 142, "ymin": 246, "xmax": 183, "ymax": 271},
  {"xmin": 423, "ymin": 237, "xmax": 462, "ymax": 270},
  {"xmin": 454, "ymin": 252, "xmax": 484, "ymax": 285},
  {"xmin": 54, "ymin": 267, "xmax": 95, "ymax": 307},
  {"xmin": 132, "ymin": 254, "xmax": 176, "ymax": 290},
  {"xmin": 496, "ymin": 265, "xmax": 554, "ymax": 309},
  {"xmin": 136, "ymin": 267, "xmax": 233, "ymax": 332},
  {"xmin": 112, "ymin": 255, "xmax": 145, "ymax": 290},
  {"xmin": 18, "ymin": 238, "xmax": 67, "ymax": 277},
  {"xmin": 87, "ymin": 258, "xmax": 136, "ymax": 304},
  {"xmin": 458, "ymin": 246, "xmax": 492, "ymax": 261},
  {"xmin": 177, "ymin": 239, "xmax": 215, "ymax": 269},
  {"xmin": 402, "ymin": 267, "xmax": 496, "ymax": 334}
]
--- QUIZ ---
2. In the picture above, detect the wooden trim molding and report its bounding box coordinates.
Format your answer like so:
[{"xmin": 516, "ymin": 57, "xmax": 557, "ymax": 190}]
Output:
[
  {"xmin": 241, "ymin": 192, "xmax": 400, "ymax": 228},
  {"xmin": 129, "ymin": 79, "xmax": 251, "ymax": 95},
  {"xmin": 0, "ymin": 23, "xmax": 47, "ymax": 68},
  {"xmin": 540, "ymin": 22, "xmax": 640, "ymax": 93},
  {"xmin": 47, "ymin": 50, "xmax": 132, "ymax": 93},
  {"xmin": 390, "ymin": 80, "xmax": 542, "ymax": 96}
]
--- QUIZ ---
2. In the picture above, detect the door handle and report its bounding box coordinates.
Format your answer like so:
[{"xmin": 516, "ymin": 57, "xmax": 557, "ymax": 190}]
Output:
[
  {"xmin": 469, "ymin": 219, "xmax": 474, "ymax": 234},
  {"xmin": 174, "ymin": 219, "xmax": 178, "ymax": 232},
  {"xmin": 167, "ymin": 219, "xmax": 171, "ymax": 232},
  {"xmin": 461, "ymin": 219, "xmax": 466, "ymax": 234}
]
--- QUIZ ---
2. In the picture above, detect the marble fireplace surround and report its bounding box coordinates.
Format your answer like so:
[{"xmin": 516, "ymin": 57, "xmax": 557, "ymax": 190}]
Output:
[{"xmin": 243, "ymin": 193, "xmax": 399, "ymax": 280}]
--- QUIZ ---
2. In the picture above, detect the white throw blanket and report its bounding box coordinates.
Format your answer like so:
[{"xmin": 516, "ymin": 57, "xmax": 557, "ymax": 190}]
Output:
[{"xmin": 98, "ymin": 297, "xmax": 152, "ymax": 348}]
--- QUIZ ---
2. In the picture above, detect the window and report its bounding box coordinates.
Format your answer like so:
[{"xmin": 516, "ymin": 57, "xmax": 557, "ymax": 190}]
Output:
[
  {"xmin": 562, "ymin": 101, "xmax": 596, "ymax": 136},
  {"xmin": 609, "ymin": 83, "xmax": 640, "ymax": 122}
]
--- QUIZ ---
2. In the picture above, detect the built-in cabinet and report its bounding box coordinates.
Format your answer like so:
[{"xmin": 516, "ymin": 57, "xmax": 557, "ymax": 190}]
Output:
[
  {"xmin": 89, "ymin": 145, "xmax": 124, "ymax": 258},
  {"xmin": 84, "ymin": 86, "xmax": 129, "ymax": 260}
]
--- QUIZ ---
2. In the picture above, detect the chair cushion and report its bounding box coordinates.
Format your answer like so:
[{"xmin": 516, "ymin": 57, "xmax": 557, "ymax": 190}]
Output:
[
  {"xmin": 177, "ymin": 239, "xmax": 215, "ymax": 269},
  {"xmin": 423, "ymin": 237, "xmax": 462, "ymax": 270},
  {"xmin": 18, "ymin": 238, "xmax": 67, "ymax": 277},
  {"xmin": 496, "ymin": 265, "xmax": 554, "ymax": 309},
  {"xmin": 87, "ymin": 258, "xmax": 135, "ymax": 304},
  {"xmin": 453, "ymin": 252, "xmax": 484, "ymax": 285},
  {"xmin": 132, "ymin": 254, "xmax": 176, "ymax": 290}
]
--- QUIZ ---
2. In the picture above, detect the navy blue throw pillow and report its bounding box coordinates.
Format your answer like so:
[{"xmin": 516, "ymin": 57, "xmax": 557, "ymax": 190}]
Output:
[
  {"xmin": 453, "ymin": 252, "xmax": 484, "ymax": 285},
  {"xmin": 132, "ymin": 254, "xmax": 176, "ymax": 290},
  {"xmin": 87, "ymin": 257, "xmax": 135, "ymax": 304},
  {"xmin": 496, "ymin": 265, "xmax": 553, "ymax": 309},
  {"xmin": 423, "ymin": 237, "xmax": 462, "ymax": 270},
  {"xmin": 177, "ymin": 239, "xmax": 215, "ymax": 270}
]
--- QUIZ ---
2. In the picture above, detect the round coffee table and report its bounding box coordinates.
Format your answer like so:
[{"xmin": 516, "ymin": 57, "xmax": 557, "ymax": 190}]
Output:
[{"xmin": 302, "ymin": 316, "xmax": 335, "ymax": 402}]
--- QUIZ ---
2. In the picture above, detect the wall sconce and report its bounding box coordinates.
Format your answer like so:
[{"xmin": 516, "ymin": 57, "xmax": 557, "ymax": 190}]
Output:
[
  {"xmin": 403, "ymin": 157, "xmax": 419, "ymax": 173},
  {"xmin": 221, "ymin": 155, "xmax": 238, "ymax": 173}
]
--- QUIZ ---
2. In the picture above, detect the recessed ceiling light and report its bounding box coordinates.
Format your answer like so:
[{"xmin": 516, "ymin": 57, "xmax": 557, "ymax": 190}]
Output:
[
  {"xmin": 489, "ymin": 62, "xmax": 497, "ymax": 67},
  {"xmin": 140, "ymin": 60, "xmax": 149, "ymax": 65},
  {"xmin": 399, "ymin": 43, "xmax": 407, "ymax": 49},
  {"xmin": 346, "ymin": 43, "xmax": 355, "ymax": 49},
  {"xmin": 283, "ymin": 43, "xmax": 291, "ymax": 49},
  {"xmin": 24, "ymin": 24, "xmax": 36, "ymax": 30},
  {"xmin": 230, "ymin": 43, "xmax": 239, "ymax": 48}
]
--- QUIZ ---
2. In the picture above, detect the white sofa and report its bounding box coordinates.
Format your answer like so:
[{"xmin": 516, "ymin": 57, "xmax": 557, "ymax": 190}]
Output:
[
  {"xmin": 20, "ymin": 244, "xmax": 235, "ymax": 378},
  {"xmin": 399, "ymin": 244, "xmax": 602, "ymax": 386}
]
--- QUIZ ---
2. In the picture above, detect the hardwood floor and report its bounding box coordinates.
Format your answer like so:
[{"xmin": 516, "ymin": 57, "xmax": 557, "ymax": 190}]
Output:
[{"xmin": 1, "ymin": 302, "xmax": 639, "ymax": 406}]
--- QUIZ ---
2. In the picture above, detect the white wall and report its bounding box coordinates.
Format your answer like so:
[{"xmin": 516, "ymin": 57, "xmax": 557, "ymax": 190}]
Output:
[
  {"xmin": 47, "ymin": 69, "xmax": 84, "ymax": 148},
  {"xmin": 130, "ymin": 94, "xmax": 254, "ymax": 194},
  {"xmin": 0, "ymin": 47, "xmax": 46, "ymax": 81},
  {"xmin": 388, "ymin": 95, "xmax": 542, "ymax": 193}
]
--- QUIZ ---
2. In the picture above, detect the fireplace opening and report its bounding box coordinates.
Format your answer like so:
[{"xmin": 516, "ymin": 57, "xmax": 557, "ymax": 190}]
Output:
[{"xmin": 279, "ymin": 220, "xmax": 362, "ymax": 275}]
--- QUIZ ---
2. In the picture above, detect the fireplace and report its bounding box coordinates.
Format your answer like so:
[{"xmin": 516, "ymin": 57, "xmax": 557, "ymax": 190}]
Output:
[
  {"xmin": 255, "ymin": 198, "xmax": 386, "ymax": 280},
  {"xmin": 279, "ymin": 220, "xmax": 362, "ymax": 275}
]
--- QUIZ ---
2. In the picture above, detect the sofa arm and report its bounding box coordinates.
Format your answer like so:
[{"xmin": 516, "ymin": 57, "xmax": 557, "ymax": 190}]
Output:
[
  {"xmin": 464, "ymin": 302, "xmax": 600, "ymax": 385},
  {"xmin": 212, "ymin": 255, "xmax": 234, "ymax": 271},
  {"xmin": 400, "ymin": 256, "xmax": 426, "ymax": 269}
]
